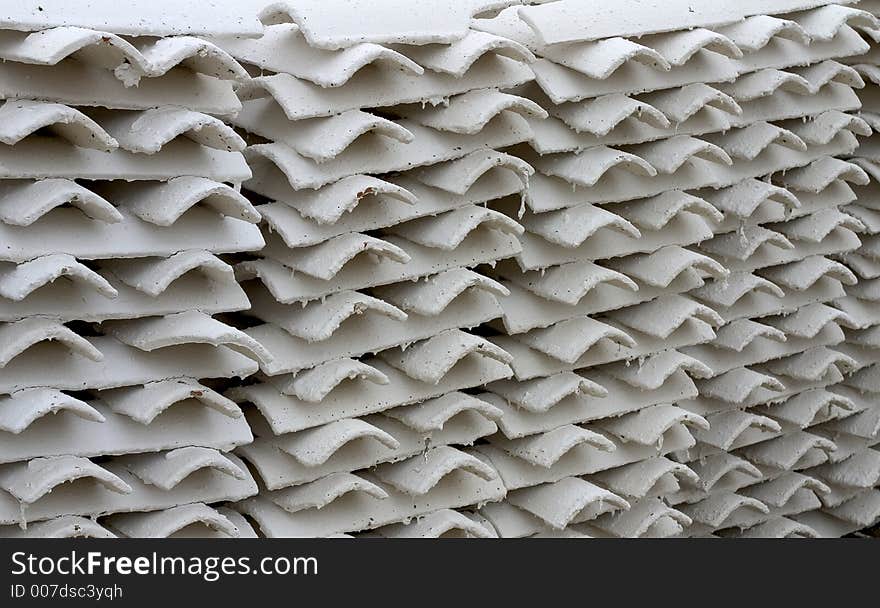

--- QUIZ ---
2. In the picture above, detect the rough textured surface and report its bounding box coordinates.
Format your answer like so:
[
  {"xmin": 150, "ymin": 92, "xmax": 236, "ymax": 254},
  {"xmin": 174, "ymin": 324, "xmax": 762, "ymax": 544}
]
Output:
[{"xmin": 0, "ymin": 0, "xmax": 877, "ymax": 539}]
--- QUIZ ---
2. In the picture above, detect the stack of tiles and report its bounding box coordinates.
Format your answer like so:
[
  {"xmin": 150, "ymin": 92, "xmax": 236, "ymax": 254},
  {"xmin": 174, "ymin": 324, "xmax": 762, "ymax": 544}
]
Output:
[
  {"xmin": 464, "ymin": 0, "xmax": 879, "ymax": 538},
  {"xmin": 0, "ymin": 8, "xmax": 268, "ymax": 538},
  {"xmin": 671, "ymin": 3, "xmax": 880, "ymax": 539},
  {"xmin": 2, "ymin": 0, "xmax": 879, "ymax": 539},
  {"xmin": 209, "ymin": 1, "xmax": 538, "ymax": 538},
  {"xmin": 795, "ymin": 0, "xmax": 880, "ymax": 538}
]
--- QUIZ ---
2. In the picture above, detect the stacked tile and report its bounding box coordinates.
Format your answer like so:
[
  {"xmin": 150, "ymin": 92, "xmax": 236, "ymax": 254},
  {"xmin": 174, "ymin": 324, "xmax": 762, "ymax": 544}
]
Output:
[
  {"xmin": 208, "ymin": 1, "xmax": 540, "ymax": 538},
  {"xmin": 784, "ymin": 0, "xmax": 880, "ymax": 538},
  {"xmin": 1, "ymin": 0, "xmax": 877, "ymax": 540},
  {"xmin": 0, "ymin": 7, "xmax": 270, "ymax": 538},
  {"xmin": 457, "ymin": 0, "xmax": 878, "ymax": 538},
  {"xmin": 673, "ymin": 4, "xmax": 880, "ymax": 539}
]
